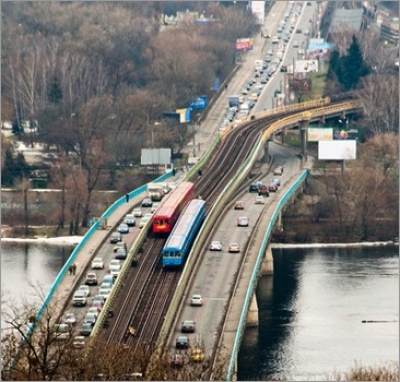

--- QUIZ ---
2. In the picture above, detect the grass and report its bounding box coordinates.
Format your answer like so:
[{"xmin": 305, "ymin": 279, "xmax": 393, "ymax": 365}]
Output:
[{"xmin": 310, "ymin": 62, "xmax": 329, "ymax": 98}]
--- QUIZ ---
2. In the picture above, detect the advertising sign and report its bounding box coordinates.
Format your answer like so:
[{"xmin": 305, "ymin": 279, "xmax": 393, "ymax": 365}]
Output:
[
  {"xmin": 295, "ymin": 60, "xmax": 319, "ymax": 73},
  {"xmin": 235, "ymin": 38, "xmax": 254, "ymax": 51},
  {"xmin": 251, "ymin": 1, "xmax": 265, "ymax": 25},
  {"xmin": 307, "ymin": 127, "xmax": 333, "ymax": 141},
  {"xmin": 176, "ymin": 108, "xmax": 191, "ymax": 123},
  {"xmin": 189, "ymin": 96, "xmax": 208, "ymax": 110},
  {"xmin": 318, "ymin": 140, "xmax": 357, "ymax": 160},
  {"xmin": 307, "ymin": 41, "xmax": 334, "ymax": 61},
  {"xmin": 141, "ymin": 148, "xmax": 171, "ymax": 165},
  {"xmin": 333, "ymin": 128, "xmax": 360, "ymax": 141}
]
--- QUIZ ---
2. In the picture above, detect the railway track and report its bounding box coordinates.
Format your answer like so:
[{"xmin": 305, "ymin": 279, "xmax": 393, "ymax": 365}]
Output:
[{"xmin": 93, "ymin": 97, "xmax": 359, "ymax": 367}]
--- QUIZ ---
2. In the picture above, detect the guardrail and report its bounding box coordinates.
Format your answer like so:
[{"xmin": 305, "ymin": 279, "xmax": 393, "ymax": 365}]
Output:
[
  {"xmin": 23, "ymin": 171, "xmax": 173, "ymax": 345},
  {"xmin": 226, "ymin": 169, "xmax": 309, "ymax": 381}
]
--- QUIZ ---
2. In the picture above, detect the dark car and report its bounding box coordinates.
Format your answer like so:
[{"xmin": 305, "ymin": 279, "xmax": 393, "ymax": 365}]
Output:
[
  {"xmin": 176, "ymin": 336, "xmax": 190, "ymax": 349},
  {"xmin": 141, "ymin": 198, "xmax": 153, "ymax": 207},
  {"xmin": 109, "ymin": 231, "xmax": 122, "ymax": 244},
  {"xmin": 80, "ymin": 322, "xmax": 93, "ymax": 336},
  {"xmin": 249, "ymin": 183, "xmax": 259, "ymax": 193},
  {"xmin": 274, "ymin": 89, "xmax": 282, "ymax": 97},
  {"xmin": 115, "ymin": 248, "xmax": 127, "ymax": 260},
  {"xmin": 181, "ymin": 320, "xmax": 196, "ymax": 333},
  {"xmin": 269, "ymin": 182, "xmax": 278, "ymax": 192},
  {"xmin": 258, "ymin": 185, "xmax": 270, "ymax": 197},
  {"xmin": 280, "ymin": 65, "xmax": 288, "ymax": 73}
]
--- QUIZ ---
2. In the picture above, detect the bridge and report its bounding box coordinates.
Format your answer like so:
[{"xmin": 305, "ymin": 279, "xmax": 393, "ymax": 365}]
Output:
[{"xmin": 20, "ymin": 97, "xmax": 363, "ymax": 380}]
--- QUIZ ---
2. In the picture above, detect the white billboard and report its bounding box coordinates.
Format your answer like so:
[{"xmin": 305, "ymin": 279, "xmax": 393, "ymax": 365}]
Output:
[
  {"xmin": 295, "ymin": 60, "xmax": 319, "ymax": 73},
  {"xmin": 308, "ymin": 127, "xmax": 333, "ymax": 141},
  {"xmin": 141, "ymin": 148, "xmax": 171, "ymax": 165},
  {"xmin": 318, "ymin": 140, "xmax": 357, "ymax": 160},
  {"xmin": 251, "ymin": 1, "xmax": 265, "ymax": 25}
]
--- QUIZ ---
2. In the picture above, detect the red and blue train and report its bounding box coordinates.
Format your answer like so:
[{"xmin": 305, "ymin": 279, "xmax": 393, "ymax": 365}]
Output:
[
  {"xmin": 162, "ymin": 199, "xmax": 206, "ymax": 268},
  {"xmin": 152, "ymin": 182, "xmax": 195, "ymax": 234}
]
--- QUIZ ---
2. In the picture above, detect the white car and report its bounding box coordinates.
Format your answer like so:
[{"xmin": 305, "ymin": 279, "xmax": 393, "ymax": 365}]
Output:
[
  {"xmin": 108, "ymin": 259, "xmax": 121, "ymax": 270},
  {"xmin": 228, "ymin": 243, "xmax": 240, "ymax": 253},
  {"xmin": 64, "ymin": 312, "xmax": 77, "ymax": 325},
  {"xmin": 190, "ymin": 294, "xmax": 203, "ymax": 306},
  {"xmin": 210, "ymin": 240, "xmax": 223, "ymax": 251},
  {"xmin": 151, "ymin": 202, "xmax": 160, "ymax": 213},
  {"xmin": 91, "ymin": 257, "xmax": 104, "ymax": 269},
  {"xmin": 255, "ymin": 195, "xmax": 265, "ymax": 204},
  {"xmin": 78, "ymin": 284, "xmax": 91, "ymax": 297},
  {"xmin": 98, "ymin": 287, "xmax": 112, "ymax": 301},
  {"xmin": 109, "ymin": 264, "xmax": 121, "ymax": 277},
  {"xmin": 132, "ymin": 207, "xmax": 143, "ymax": 217}
]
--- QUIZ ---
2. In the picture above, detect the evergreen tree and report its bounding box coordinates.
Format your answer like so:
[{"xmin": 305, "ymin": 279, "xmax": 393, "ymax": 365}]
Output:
[
  {"xmin": 1, "ymin": 148, "xmax": 16, "ymax": 186},
  {"xmin": 48, "ymin": 78, "xmax": 63, "ymax": 104},
  {"xmin": 341, "ymin": 35, "xmax": 369, "ymax": 91},
  {"xmin": 327, "ymin": 49, "xmax": 341, "ymax": 80}
]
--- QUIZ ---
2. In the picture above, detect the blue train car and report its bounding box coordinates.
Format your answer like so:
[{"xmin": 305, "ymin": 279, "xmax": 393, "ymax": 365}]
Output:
[{"xmin": 162, "ymin": 199, "xmax": 206, "ymax": 268}]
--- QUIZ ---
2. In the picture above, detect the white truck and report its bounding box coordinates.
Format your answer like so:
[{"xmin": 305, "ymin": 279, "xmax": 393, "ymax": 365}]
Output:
[
  {"xmin": 147, "ymin": 183, "xmax": 165, "ymax": 201},
  {"xmin": 255, "ymin": 59, "xmax": 264, "ymax": 71}
]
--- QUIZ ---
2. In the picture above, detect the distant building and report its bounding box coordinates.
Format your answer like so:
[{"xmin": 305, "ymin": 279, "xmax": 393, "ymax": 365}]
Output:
[{"xmin": 328, "ymin": 8, "xmax": 364, "ymax": 37}]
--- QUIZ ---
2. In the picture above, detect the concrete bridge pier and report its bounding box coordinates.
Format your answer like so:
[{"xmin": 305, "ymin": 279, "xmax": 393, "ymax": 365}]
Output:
[
  {"xmin": 246, "ymin": 294, "xmax": 259, "ymax": 327},
  {"xmin": 260, "ymin": 244, "xmax": 274, "ymax": 275}
]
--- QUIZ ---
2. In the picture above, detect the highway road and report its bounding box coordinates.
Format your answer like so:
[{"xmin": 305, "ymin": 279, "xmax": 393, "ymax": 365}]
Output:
[{"xmin": 170, "ymin": 142, "xmax": 302, "ymax": 358}]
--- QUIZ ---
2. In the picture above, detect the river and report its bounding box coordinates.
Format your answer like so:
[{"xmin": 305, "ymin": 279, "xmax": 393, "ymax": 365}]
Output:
[
  {"xmin": 1, "ymin": 242, "xmax": 398, "ymax": 380},
  {"xmin": 238, "ymin": 246, "xmax": 399, "ymax": 381}
]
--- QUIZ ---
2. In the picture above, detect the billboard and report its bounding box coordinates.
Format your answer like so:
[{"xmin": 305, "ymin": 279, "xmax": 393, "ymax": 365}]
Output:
[
  {"xmin": 318, "ymin": 140, "xmax": 357, "ymax": 160},
  {"xmin": 235, "ymin": 38, "xmax": 254, "ymax": 51},
  {"xmin": 333, "ymin": 128, "xmax": 360, "ymax": 141},
  {"xmin": 176, "ymin": 108, "xmax": 191, "ymax": 123},
  {"xmin": 141, "ymin": 148, "xmax": 171, "ymax": 165},
  {"xmin": 295, "ymin": 60, "xmax": 319, "ymax": 73},
  {"xmin": 308, "ymin": 127, "xmax": 333, "ymax": 141},
  {"xmin": 251, "ymin": 1, "xmax": 265, "ymax": 25},
  {"xmin": 307, "ymin": 40, "xmax": 334, "ymax": 61}
]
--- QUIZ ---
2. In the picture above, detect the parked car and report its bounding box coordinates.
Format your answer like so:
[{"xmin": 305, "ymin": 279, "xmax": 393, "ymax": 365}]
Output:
[
  {"xmin": 141, "ymin": 198, "xmax": 153, "ymax": 207},
  {"xmin": 123, "ymin": 214, "xmax": 135, "ymax": 227},
  {"xmin": 210, "ymin": 240, "xmax": 223, "ymax": 251},
  {"xmin": 118, "ymin": 223, "xmax": 129, "ymax": 234},
  {"xmin": 109, "ymin": 231, "xmax": 122, "ymax": 243},
  {"xmin": 84, "ymin": 272, "xmax": 98, "ymax": 286},
  {"xmin": 228, "ymin": 243, "xmax": 240, "ymax": 253},
  {"xmin": 181, "ymin": 320, "xmax": 196, "ymax": 333},
  {"xmin": 237, "ymin": 216, "xmax": 249, "ymax": 227},
  {"xmin": 176, "ymin": 336, "xmax": 190, "ymax": 349},
  {"xmin": 91, "ymin": 257, "xmax": 104, "ymax": 269},
  {"xmin": 190, "ymin": 294, "xmax": 203, "ymax": 306}
]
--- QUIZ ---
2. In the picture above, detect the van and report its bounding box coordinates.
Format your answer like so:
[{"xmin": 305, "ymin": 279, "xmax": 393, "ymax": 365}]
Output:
[
  {"xmin": 240, "ymin": 103, "xmax": 250, "ymax": 114},
  {"xmin": 276, "ymin": 50, "xmax": 284, "ymax": 61}
]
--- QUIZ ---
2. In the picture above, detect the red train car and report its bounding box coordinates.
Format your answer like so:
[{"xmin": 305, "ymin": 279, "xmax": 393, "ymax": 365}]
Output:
[{"xmin": 152, "ymin": 182, "xmax": 195, "ymax": 234}]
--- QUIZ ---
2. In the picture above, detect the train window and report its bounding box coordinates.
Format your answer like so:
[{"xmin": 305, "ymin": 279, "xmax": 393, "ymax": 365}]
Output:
[
  {"xmin": 176, "ymin": 252, "xmax": 181, "ymax": 257},
  {"xmin": 154, "ymin": 219, "xmax": 160, "ymax": 225}
]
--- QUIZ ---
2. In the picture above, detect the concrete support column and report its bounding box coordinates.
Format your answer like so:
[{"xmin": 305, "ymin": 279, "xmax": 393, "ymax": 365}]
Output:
[
  {"xmin": 246, "ymin": 294, "xmax": 259, "ymax": 327},
  {"xmin": 280, "ymin": 130, "xmax": 285, "ymax": 144},
  {"xmin": 260, "ymin": 244, "xmax": 274, "ymax": 275},
  {"xmin": 300, "ymin": 126, "xmax": 307, "ymax": 161}
]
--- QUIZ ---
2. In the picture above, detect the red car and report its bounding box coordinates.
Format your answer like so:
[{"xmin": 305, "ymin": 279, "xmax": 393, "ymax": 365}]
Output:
[{"xmin": 269, "ymin": 182, "xmax": 278, "ymax": 192}]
